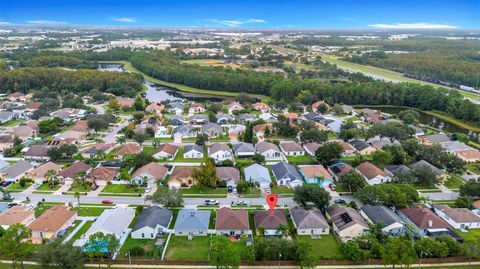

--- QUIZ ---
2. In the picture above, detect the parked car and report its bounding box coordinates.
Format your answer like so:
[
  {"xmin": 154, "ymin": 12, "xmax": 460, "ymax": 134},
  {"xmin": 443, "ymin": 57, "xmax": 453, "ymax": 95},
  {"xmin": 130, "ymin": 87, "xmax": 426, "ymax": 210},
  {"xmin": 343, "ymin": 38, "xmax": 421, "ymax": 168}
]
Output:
[
  {"xmin": 0, "ymin": 181, "xmax": 12, "ymax": 187},
  {"xmin": 329, "ymin": 183, "xmax": 336, "ymax": 191},
  {"xmin": 101, "ymin": 199, "xmax": 113, "ymax": 204},
  {"xmin": 7, "ymin": 202, "xmax": 17, "ymax": 208},
  {"xmin": 145, "ymin": 186, "xmax": 152, "ymax": 193},
  {"xmin": 232, "ymin": 200, "xmax": 247, "ymax": 206},
  {"xmin": 265, "ymin": 188, "xmax": 271, "ymax": 194},
  {"xmin": 204, "ymin": 199, "xmax": 219, "ymax": 205},
  {"xmin": 91, "ymin": 185, "xmax": 99, "ymax": 191},
  {"xmin": 334, "ymin": 199, "xmax": 346, "ymax": 204},
  {"xmin": 33, "ymin": 182, "xmax": 41, "ymax": 189},
  {"xmin": 227, "ymin": 186, "xmax": 233, "ymax": 193}
]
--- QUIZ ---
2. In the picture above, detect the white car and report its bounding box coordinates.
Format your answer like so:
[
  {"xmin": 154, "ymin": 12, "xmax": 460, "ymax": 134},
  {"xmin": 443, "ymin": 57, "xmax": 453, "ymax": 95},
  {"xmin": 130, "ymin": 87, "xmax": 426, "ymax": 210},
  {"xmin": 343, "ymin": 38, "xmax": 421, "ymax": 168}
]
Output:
[
  {"xmin": 145, "ymin": 186, "xmax": 152, "ymax": 193},
  {"xmin": 204, "ymin": 200, "xmax": 220, "ymax": 205},
  {"xmin": 265, "ymin": 188, "xmax": 271, "ymax": 194}
]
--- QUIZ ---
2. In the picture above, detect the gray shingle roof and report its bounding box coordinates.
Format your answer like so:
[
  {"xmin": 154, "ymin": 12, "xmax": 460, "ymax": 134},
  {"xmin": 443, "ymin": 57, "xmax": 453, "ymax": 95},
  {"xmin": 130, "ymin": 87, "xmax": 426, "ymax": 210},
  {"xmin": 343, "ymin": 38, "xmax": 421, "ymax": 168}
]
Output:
[
  {"xmin": 233, "ymin": 142, "xmax": 255, "ymax": 153},
  {"xmin": 133, "ymin": 206, "xmax": 172, "ymax": 232},
  {"xmin": 174, "ymin": 209, "xmax": 210, "ymax": 230},
  {"xmin": 0, "ymin": 160, "xmax": 32, "ymax": 179},
  {"xmin": 411, "ymin": 160, "xmax": 444, "ymax": 176},
  {"xmin": 349, "ymin": 139, "xmax": 371, "ymax": 151},
  {"xmin": 184, "ymin": 144, "xmax": 203, "ymax": 153},
  {"xmin": 272, "ymin": 162, "xmax": 302, "ymax": 181},
  {"xmin": 327, "ymin": 204, "xmax": 369, "ymax": 232},
  {"xmin": 360, "ymin": 205, "xmax": 402, "ymax": 227},
  {"xmin": 290, "ymin": 207, "xmax": 329, "ymax": 229}
]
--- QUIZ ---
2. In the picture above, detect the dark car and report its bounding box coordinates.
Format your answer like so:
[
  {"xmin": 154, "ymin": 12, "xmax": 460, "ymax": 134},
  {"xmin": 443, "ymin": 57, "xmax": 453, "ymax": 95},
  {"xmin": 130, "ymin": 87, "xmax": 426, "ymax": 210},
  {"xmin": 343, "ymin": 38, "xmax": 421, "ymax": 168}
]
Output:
[
  {"xmin": 334, "ymin": 199, "xmax": 346, "ymax": 204},
  {"xmin": 0, "ymin": 181, "xmax": 12, "ymax": 187}
]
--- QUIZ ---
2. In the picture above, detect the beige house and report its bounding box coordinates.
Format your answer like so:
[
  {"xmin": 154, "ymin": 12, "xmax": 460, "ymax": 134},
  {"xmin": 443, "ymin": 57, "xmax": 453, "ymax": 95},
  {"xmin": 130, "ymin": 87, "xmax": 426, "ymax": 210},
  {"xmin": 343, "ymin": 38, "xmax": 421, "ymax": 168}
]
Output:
[
  {"xmin": 326, "ymin": 204, "xmax": 369, "ymax": 242},
  {"xmin": 168, "ymin": 167, "xmax": 195, "ymax": 189},
  {"xmin": 29, "ymin": 205, "xmax": 77, "ymax": 244},
  {"xmin": 27, "ymin": 162, "xmax": 62, "ymax": 182},
  {"xmin": 0, "ymin": 206, "xmax": 35, "ymax": 229}
]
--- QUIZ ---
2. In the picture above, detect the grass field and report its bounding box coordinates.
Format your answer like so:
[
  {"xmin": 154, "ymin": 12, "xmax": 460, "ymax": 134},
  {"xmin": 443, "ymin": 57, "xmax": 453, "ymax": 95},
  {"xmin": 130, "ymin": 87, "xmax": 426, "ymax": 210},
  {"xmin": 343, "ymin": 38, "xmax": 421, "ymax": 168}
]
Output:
[
  {"xmin": 297, "ymin": 234, "xmax": 342, "ymax": 258},
  {"xmin": 444, "ymin": 175, "xmax": 465, "ymax": 189},
  {"xmin": 68, "ymin": 221, "xmax": 93, "ymax": 244},
  {"xmin": 466, "ymin": 163, "xmax": 480, "ymax": 175},
  {"xmin": 6, "ymin": 182, "xmax": 32, "ymax": 192},
  {"xmin": 180, "ymin": 186, "xmax": 227, "ymax": 197},
  {"xmin": 456, "ymin": 228, "xmax": 480, "ymax": 242},
  {"xmin": 321, "ymin": 54, "xmax": 480, "ymax": 101},
  {"xmin": 118, "ymin": 235, "xmax": 162, "ymax": 259},
  {"xmin": 286, "ymin": 155, "xmax": 318, "ymax": 164},
  {"xmin": 99, "ymin": 61, "xmax": 243, "ymax": 97},
  {"xmin": 165, "ymin": 236, "xmax": 210, "ymax": 260},
  {"xmin": 101, "ymin": 184, "xmax": 145, "ymax": 194},
  {"xmin": 74, "ymin": 206, "xmax": 107, "ymax": 217},
  {"xmin": 271, "ymin": 186, "xmax": 294, "ymax": 196}
]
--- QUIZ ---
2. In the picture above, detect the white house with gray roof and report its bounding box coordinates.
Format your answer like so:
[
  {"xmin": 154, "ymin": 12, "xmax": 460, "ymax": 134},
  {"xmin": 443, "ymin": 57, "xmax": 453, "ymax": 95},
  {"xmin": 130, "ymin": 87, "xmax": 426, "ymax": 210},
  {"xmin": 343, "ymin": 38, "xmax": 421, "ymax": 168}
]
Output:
[
  {"xmin": 244, "ymin": 163, "xmax": 271, "ymax": 188},
  {"xmin": 201, "ymin": 123, "xmax": 223, "ymax": 138},
  {"xmin": 360, "ymin": 205, "xmax": 405, "ymax": 235},
  {"xmin": 0, "ymin": 160, "xmax": 33, "ymax": 181},
  {"xmin": 290, "ymin": 207, "xmax": 329, "ymax": 236},
  {"xmin": 183, "ymin": 144, "xmax": 204, "ymax": 159},
  {"xmin": 256, "ymin": 141, "xmax": 283, "ymax": 161},
  {"xmin": 131, "ymin": 206, "xmax": 173, "ymax": 239},
  {"xmin": 272, "ymin": 162, "xmax": 303, "ymax": 188},
  {"xmin": 208, "ymin": 143, "xmax": 233, "ymax": 163},
  {"xmin": 173, "ymin": 209, "xmax": 210, "ymax": 236},
  {"xmin": 233, "ymin": 142, "xmax": 255, "ymax": 157}
]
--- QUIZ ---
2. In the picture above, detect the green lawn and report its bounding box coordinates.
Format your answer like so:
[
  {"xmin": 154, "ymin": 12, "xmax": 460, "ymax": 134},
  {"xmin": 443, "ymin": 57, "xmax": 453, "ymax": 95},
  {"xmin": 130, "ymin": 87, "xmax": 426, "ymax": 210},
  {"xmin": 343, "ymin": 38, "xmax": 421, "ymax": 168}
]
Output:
[
  {"xmin": 444, "ymin": 175, "xmax": 465, "ymax": 189},
  {"xmin": 73, "ymin": 207, "xmax": 107, "ymax": 217},
  {"xmin": 69, "ymin": 185, "xmax": 92, "ymax": 193},
  {"xmin": 6, "ymin": 182, "xmax": 32, "ymax": 192},
  {"xmin": 180, "ymin": 186, "xmax": 227, "ymax": 197},
  {"xmin": 241, "ymin": 187, "xmax": 262, "ymax": 198},
  {"xmin": 286, "ymin": 155, "xmax": 318, "ymax": 164},
  {"xmin": 118, "ymin": 235, "xmax": 162, "ymax": 259},
  {"xmin": 165, "ymin": 236, "xmax": 210, "ymax": 260},
  {"xmin": 68, "ymin": 221, "xmax": 93, "ymax": 244},
  {"xmin": 297, "ymin": 235, "xmax": 342, "ymax": 258},
  {"xmin": 142, "ymin": 146, "xmax": 156, "ymax": 155},
  {"xmin": 455, "ymin": 228, "xmax": 480, "ymax": 242},
  {"xmin": 172, "ymin": 147, "xmax": 206, "ymax": 163},
  {"xmin": 101, "ymin": 184, "xmax": 145, "ymax": 194},
  {"xmin": 412, "ymin": 183, "xmax": 439, "ymax": 191},
  {"xmin": 35, "ymin": 183, "xmax": 60, "ymax": 191},
  {"xmin": 466, "ymin": 163, "xmax": 480, "ymax": 175},
  {"xmin": 271, "ymin": 186, "xmax": 294, "ymax": 196},
  {"xmin": 0, "ymin": 119, "xmax": 25, "ymax": 127},
  {"xmin": 34, "ymin": 204, "xmax": 54, "ymax": 217}
]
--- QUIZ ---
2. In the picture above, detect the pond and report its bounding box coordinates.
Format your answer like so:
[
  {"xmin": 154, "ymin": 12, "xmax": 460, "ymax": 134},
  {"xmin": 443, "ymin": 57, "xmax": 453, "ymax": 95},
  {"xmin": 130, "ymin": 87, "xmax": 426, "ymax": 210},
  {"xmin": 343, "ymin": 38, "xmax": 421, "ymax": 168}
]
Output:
[{"xmin": 357, "ymin": 105, "xmax": 479, "ymax": 138}]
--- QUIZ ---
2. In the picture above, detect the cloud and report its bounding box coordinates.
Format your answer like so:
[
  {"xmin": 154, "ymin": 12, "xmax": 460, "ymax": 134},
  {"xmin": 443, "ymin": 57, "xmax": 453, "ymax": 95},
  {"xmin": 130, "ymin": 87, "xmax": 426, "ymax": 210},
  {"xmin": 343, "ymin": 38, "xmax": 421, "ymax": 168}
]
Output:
[
  {"xmin": 0, "ymin": 20, "xmax": 12, "ymax": 25},
  {"xmin": 26, "ymin": 20, "xmax": 67, "ymax": 24},
  {"xmin": 111, "ymin": 17, "xmax": 137, "ymax": 23},
  {"xmin": 369, "ymin": 22, "xmax": 458, "ymax": 29},
  {"xmin": 206, "ymin": 18, "xmax": 265, "ymax": 27}
]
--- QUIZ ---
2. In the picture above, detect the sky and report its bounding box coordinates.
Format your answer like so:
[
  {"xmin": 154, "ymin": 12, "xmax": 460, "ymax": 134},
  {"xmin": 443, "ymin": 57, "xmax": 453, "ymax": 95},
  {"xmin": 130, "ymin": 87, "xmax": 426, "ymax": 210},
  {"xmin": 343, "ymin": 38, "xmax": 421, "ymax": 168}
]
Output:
[{"xmin": 0, "ymin": 0, "xmax": 478, "ymax": 29}]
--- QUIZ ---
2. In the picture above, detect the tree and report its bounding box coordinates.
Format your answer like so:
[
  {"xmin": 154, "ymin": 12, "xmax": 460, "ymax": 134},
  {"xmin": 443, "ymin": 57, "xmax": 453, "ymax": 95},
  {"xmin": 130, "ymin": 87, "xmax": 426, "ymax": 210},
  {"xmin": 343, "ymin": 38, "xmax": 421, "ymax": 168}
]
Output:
[
  {"xmin": 236, "ymin": 180, "xmax": 249, "ymax": 194},
  {"xmin": 47, "ymin": 147, "xmax": 63, "ymax": 160},
  {"xmin": 36, "ymin": 238, "xmax": 85, "ymax": 269},
  {"xmin": 356, "ymin": 184, "xmax": 419, "ymax": 207},
  {"xmin": 414, "ymin": 164, "xmax": 438, "ymax": 187},
  {"xmin": 84, "ymin": 232, "xmax": 118, "ymax": 268},
  {"xmin": 147, "ymin": 186, "xmax": 183, "ymax": 208},
  {"xmin": 251, "ymin": 153, "xmax": 265, "ymax": 164},
  {"xmin": 107, "ymin": 99, "xmax": 120, "ymax": 110},
  {"xmin": 371, "ymin": 150, "xmax": 393, "ymax": 168},
  {"xmin": 341, "ymin": 241, "xmax": 369, "ymax": 262},
  {"xmin": 192, "ymin": 158, "xmax": 218, "ymax": 188},
  {"xmin": 299, "ymin": 129, "xmax": 327, "ymax": 144},
  {"xmin": 59, "ymin": 144, "xmax": 78, "ymax": 158},
  {"xmin": 316, "ymin": 103, "xmax": 328, "ymax": 114},
  {"xmin": 195, "ymin": 133, "xmax": 209, "ymax": 146},
  {"xmin": 315, "ymin": 142, "xmax": 343, "ymax": 165},
  {"xmin": 414, "ymin": 237, "xmax": 449, "ymax": 258},
  {"xmin": 0, "ymin": 224, "xmax": 34, "ymax": 269},
  {"xmin": 293, "ymin": 184, "xmax": 331, "ymax": 210},
  {"xmin": 460, "ymin": 182, "xmax": 480, "ymax": 198},
  {"xmin": 45, "ymin": 169, "xmax": 57, "ymax": 189},
  {"xmin": 116, "ymin": 136, "xmax": 126, "ymax": 145},
  {"xmin": 209, "ymin": 235, "xmax": 240, "ymax": 269},
  {"xmin": 383, "ymin": 145, "xmax": 408, "ymax": 165},
  {"xmin": 295, "ymin": 240, "xmax": 317, "ymax": 269},
  {"xmin": 381, "ymin": 237, "xmax": 417, "ymax": 268},
  {"xmin": 339, "ymin": 120, "xmax": 361, "ymax": 141},
  {"xmin": 242, "ymin": 122, "xmax": 254, "ymax": 143},
  {"xmin": 133, "ymin": 111, "xmax": 146, "ymax": 123},
  {"xmin": 398, "ymin": 109, "xmax": 420, "ymax": 125},
  {"xmin": 133, "ymin": 133, "xmax": 145, "ymax": 146},
  {"xmin": 38, "ymin": 118, "xmax": 61, "ymax": 134},
  {"xmin": 74, "ymin": 191, "xmax": 81, "ymax": 209},
  {"xmin": 455, "ymin": 195, "xmax": 473, "ymax": 209},
  {"xmin": 339, "ymin": 171, "xmax": 366, "ymax": 193}
]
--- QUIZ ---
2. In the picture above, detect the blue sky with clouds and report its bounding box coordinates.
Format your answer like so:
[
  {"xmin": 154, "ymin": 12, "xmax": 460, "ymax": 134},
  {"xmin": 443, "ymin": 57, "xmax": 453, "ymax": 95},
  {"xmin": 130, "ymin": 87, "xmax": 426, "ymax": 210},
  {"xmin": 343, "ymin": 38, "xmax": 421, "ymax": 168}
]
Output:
[{"xmin": 0, "ymin": 0, "xmax": 478, "ymax": 29}]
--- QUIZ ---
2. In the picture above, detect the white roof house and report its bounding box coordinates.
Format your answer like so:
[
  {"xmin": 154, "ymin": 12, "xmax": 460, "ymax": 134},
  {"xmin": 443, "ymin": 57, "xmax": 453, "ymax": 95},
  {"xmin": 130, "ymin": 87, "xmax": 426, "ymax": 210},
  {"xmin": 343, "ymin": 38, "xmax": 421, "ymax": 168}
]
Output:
[{"xmin": 244, "ymin": 163, "xmax": 271, "ymax": 188}]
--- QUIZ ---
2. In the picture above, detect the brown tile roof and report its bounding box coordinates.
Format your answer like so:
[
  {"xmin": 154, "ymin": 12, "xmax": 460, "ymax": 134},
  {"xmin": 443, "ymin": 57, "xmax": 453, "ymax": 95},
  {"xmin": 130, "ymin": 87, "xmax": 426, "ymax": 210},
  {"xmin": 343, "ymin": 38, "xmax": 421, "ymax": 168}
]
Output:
[
  {"xmin": 216, "ymin": 167, "xmax": 240, "ymax": 183},
  {"xmin": 256, "ymin": 141, "xmax": 280, "ymax": 153},
  {"xmin": 27, "ymin": 162, "xmax": 62, "ymax": 179},
  {"xmin": 146, "ymin": 102, "xmax": 165, "ymax": 113},
  {"xmin": 117, "ymin": 143, "xmax": 143, "ymax": 156},
  {"xmin": 24, "ymin": 145, "xmax": 49, "ymax": 157},
  {"xmin": 473, "ymin": 200, "xmax": 480, "ymax": 209},
  {"xmin": 356, "ymin": 161, "xmax": 387, "ymax": 180},
  {"xmin": 254, "ymin": 209, "xmax": 288, "ymax": 229},
  {"xmin": 155, "ymin": 143, "xmax": 178, "ymax": 155},
  {"xmin": 303, "ymin": 142, "xmax": 320, "ymax": 153},
  {"xmin": 298, "ymin": 165, "xmax": 331, "ymax": 179},
  {"xmin": 170, "ymin": 167, "xmax": 194, "ymax": 180},
  {"xmin": 216, "ymin": 207, "xmax": 249, "ymax": 230},
  {"xmin": 0, "ymin": 206, "xmax": 35, "ymax": 226},
  {"xmin": 13, "ymin": 125, "xmax": 36, "ymax": 138},
  {"xmin": 253, "ymin": 123, "xmax": 272, "ymax": 133},
  {"xmin": 326, "ymin": 204, "xmax": 369, "ymax": 231},
  {"xmin": 435, "ymin": 204, "xmax": 480, "ymax": 223},
  {"xmin": 280, "ymin": 142, "xmax": 304, "ymax": 152},
  {"xmin": 88, "ymin": 167, "xmax": 120, "ymax": 182},
  {"xmin": 252, "ymin": 102, "xmax": 270, "ymax": 110},
  {"xmin": 399, "ymin": 206, "xmax": 450, "ymax": 229},
  {"xmin": 28, "ymin": 205, "xmax": 76, "ymax": 233},
  {"xmin": 26, "ymin": 102, "xmax": 42, "ymax": 110},
  {"xmin": 58, "ymin": 161, "xmax": 92, "ymax": 179},
  {"xmin": 115, "ymin": 97, "xmax": 135, "ymax": 107},
  {"xmin": 72, "ymin": 120, "xmax": 90, "ymax": 132},
  {"xmin": 132, "ymin": 162, "xmax": 168, "ymax": 180},
  {"xmin": 9, "ymin": 92, "xmax": 24, "ymax": 98},
  {"xmin": 458, "ymin": 150, "xmax": 480, "ymax": 160},
  {"xmin": 26, "ymin": 120, "xmax": 39, "ymax": 131}
]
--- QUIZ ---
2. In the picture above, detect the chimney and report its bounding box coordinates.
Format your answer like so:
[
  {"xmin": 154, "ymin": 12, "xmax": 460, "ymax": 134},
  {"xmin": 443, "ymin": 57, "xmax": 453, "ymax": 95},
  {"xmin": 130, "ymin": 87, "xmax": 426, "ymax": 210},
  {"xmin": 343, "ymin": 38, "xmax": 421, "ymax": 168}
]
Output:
[{"xmin": 428, "ymin": 220, "xmax": 433, "ymax": 227}]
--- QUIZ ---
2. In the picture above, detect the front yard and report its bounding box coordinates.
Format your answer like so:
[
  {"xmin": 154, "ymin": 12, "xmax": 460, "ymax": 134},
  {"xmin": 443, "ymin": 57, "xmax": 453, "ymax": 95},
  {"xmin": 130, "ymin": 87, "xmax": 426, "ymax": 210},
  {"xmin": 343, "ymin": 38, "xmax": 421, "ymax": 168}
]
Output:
[
  {"xmin": 172, "ymin": 147, "xmax": 206, "ymax": 163},
  {"xmin": 34, "ymin": 183, "xmax": 61, "ymax": 193},
  {"xmin": 101, "ymin": 184, "xmax": 145, "ymax": 194},
  {"xmin": 444, "ymin": 175, "xmax": 465, "ymax": 189},
  {"xmin": 180, "ymin": 186, "xmax": 227, "ymax": 197},
  {"xmin": 165, "ymin": 236, "xmax": 210, "ymax": 260},
  {"xmin": 6, "ymin": 182, "xmax": 32, "ymax": 192},
  {"xmin": 73, "ymin": 206, "xmax": 109, "ymax": 217},
  {"xmin": 286, "ymin": 155, "xmax": 318, "ymax": 164},
  {"xmin": 68, "ymin": 221, "xmax": 93, "ymax": 244},
  {"xmin": 271, "ymin": 186, "xmax": 294, "ymax": 197}
]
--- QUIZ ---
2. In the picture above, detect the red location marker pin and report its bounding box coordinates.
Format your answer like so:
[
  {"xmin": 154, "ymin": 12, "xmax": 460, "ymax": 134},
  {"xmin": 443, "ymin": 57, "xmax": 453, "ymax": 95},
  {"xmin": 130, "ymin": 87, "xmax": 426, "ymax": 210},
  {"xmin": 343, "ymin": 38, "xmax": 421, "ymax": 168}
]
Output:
[{"xmin": 266, "ymin": 194, "xmax": 278, "ymax": 213}]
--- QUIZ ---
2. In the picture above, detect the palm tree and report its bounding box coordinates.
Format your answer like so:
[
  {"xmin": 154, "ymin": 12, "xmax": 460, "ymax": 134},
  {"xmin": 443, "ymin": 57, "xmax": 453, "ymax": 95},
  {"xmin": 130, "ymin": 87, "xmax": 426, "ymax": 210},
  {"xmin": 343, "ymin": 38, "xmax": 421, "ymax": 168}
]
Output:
[
  {"xmin": 93, "ymin": 149, "xmax": 106, "ymax": 162},
  {"xmin": 152, "ymin": 138, "xmax": 161, "ymax": 148},
  {"xmin": 116, "ymin": 136, "xmax": 126, "ymax": 145},
  {"xmin": 74, "ymin": 191, "xmax": 81, "ymax": 209},
  {"xmin": 45, "ymin": 169, "xmax": 57, "ymax": 189},
  {"xmin": 277, "ymin": 224, "xmax": 290, "ymax": 238}
]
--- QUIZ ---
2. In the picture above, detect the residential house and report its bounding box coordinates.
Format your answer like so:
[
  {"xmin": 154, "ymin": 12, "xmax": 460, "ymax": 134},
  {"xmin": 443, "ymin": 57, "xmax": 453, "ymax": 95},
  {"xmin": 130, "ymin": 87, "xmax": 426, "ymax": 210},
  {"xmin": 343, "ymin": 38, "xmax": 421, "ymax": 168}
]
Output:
[
  {"xmin": 153, "ymin": 143, "xmax": 178, "ymax": 160},
  {"xmin": 188, "ymin": 102, "xmax": 206, "ymax": 114},
  {"xmin": 350, "ymin": 139, "xmax": 376, "ymax": 155},
  {"xmin": 419, "ymin": 133, "xmax": 450, "ymax": 145},
  {"xmin": 233, "ymin": 142, "xmax": 255, "ymax": 157},
  {"xmin": 81, "ymin": 143, "xmax": 115, "ymax": 158},
  {"xmin": 57, "ymin": 161, "xmax": 92, "ymax": 183},
  {"xmin": 253, "ymin": 123, "xmax": 272, "ymax": 140},
  {"xmin": 87, "ymin": 166, "xmax": 120, "ymax": 186},
  {"xmin": 216, "ymin": 208, "xmax": 251, "ymax": 236},
  {"xmin": 311, "ymin": 100, "xmax": 329, "ymax": 112},
  {"xmin": 169, "ymin": 167, "xmax": 195, "ymax": 188},
  {"xmin": 74, "ymin": 207, "xmax": 135, "ymax": 247},
  {"xmin": 457, "ymin": 150, "xmax": 480, "ymax": 163},
  {"xmin": 440, "ymin": 141, "xmax": 480, "ymax": 163},
  {"xmin": 131, "ymin": 162, "xmax": 168, "ymax": 184},
  {"xmin": 272, "ymin": 162, "xmax": 303, "ymax": 188},
  {"xmin": 8, "ymin": 92, "xmax": 26, "ymax": 102},
  {"xmin": 290, "ymin": 207, "xmax": 330, "ymax": 236},
  {"xmin": 303, "ymin": 112, "xmax": 322, "ymax": 122},
  {"xmin": 27, "ymin": 162, "xmax": 62, "ymax": 183},
  {"xmin": 360, "ymin": 205, "xmax": 405, "ymax": 235},
  {"xmin": 327, "ymin": 162, "xmax": 353, "ymax": 180},
  {"xmin": 54, "ymin": 130, "xmax": 87, "ymax": 142},
  {"xmin": 29, "ymin": 205, "xmax": 77, "ymax": 244},
  {"xmin": 51, "ymin": 108, "xmax": 86, "ymax": 122},
  {"xmin": 182, "ymin": 145, "xmax": 203, "ymax": 159},
  {"xmin": 227, "ymin": 101, "xmax": 244, "ymax": 115},
  {"xmin": 359, "ymin": 108, "xmax": 384, "ymax": 123},
  {"xmin": 131, "ymin": 206, "xmax": 172, "ymax": 239},
  {"xmin": 189, "ymin": 114, "xmax": 209, "ymax": 125},
  {"xmin": 13, "ymin": 125, "xmax": 37, "ymax": 140},
  {"xmin": 170, "ymin": 115, "xmax": 186, "ymax": 126},
  {"xmin": 201, "ymin": 123, "xmax": 223, "ymax": 138},
  {"xmin": 338, "ymin": 141, "xmax": 356, "ymax": 157},
  {"xmin": 145, "ymin": 102, "xmax": 165, "ymax": 115},
  {"xmin": 256, "ymin": 141, "xmax": 282, "ymax": 161},
  {"xmin": 341, "ymin": 105, "xmax": 355, "ymax": 114},
  {"xmin": 174, "ymin": 209, "xmax": 210, "ymax": 236},
  {"xmin": 254, "ymin": 209, "xmax": 288, "ymax": 236},
  {"xmin": 216, "ymin": 167, "xmax": 240, "ymax": 188},
  {"xmin": 116, "ymin": 143, "xmax": 143, "ymax": 158},
  {"xmin": 0, "ymin": 206, "xmax": 35, "ymax": 230},
  {"xmin": 279, "ymin": 142, "xmax": 305, "ymax": 156},
  {"xmin": 398, "ymin": 206, "xmax": 450, "ymax": 236},
  {"xmin": 284, "ymin": 112, "xmax": 301, "ymax": 124},
  {"xmin": 23, "ymin": 145, "xmax": 50, "ymax": 161},
  {"xmin": 0, "ymin": 160, "xmax": 33, "ymax": 181},
  {"xmin": 434, "ymin": 204, "xmax": 480, "ymax": 230},
  {"xmin": 326, "ymin": 204, "xmax": 369, "ymax": 242},
  {"xmin": 303, "ymin": 142, "xmax": 320, "ymax": 156},
  {"xmin": 71, "ymin": 120, "xmax": 93, "ymax": 133},
  {"xmin": 208, "ymin": 143, "xmax": 233, "ymax": 163},
  {"xmin": 216, "ymin": 113, "xmax": 232, "ymax": 124},
  {"xmin": 252, "ymin": 102, "xmax": 270, "ymax": 113},
  {"xmin": 356, "ymin": 161, "xmax": 392, "ymax": 185},
  {"xmin": 236, "ymin": 113, "xmax": 257, "ymax": 124},
  {"xmin": 168, "ymin": 102, "xmax": 184, "ymax": 115},
  {"xmin": 0, "ymin": 111, "xmax": 17, "ymax": 123},
  {"xmin": 410, "ymin": 160, "xmax": 448, "ymax": 181},
  {"xmin": 384, "ymin": 165, "xmax": 413, "ymax": 180},
  {"xmin": 172, "ymin": 125, "xmax": 196, "ymax": 138},
  {"xmin": 244, "ymin": 163, "xmax": 272, "ymax": 188},
  {"xmin": 259, "ymin": 113, "xmax": 276, "ymax": 122},
  {"xmin": 115, "ymin": 97, "xmax": 135, "ymax": 108},
  {"xmin": 298, "ymin": 165, "xmax": 333, "ymax": 186},
  {"xmin": 0, "ymin": 134, "xmax": 15, "ymax": 152}
]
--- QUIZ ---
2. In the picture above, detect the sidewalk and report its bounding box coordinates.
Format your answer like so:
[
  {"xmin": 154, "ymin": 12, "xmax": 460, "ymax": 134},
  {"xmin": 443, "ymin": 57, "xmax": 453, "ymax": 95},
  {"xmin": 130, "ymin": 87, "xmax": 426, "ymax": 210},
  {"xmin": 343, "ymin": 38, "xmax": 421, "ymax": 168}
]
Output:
[{"xmin": 87, "ymin": 185, "xmax": 106, "ymax": 196}]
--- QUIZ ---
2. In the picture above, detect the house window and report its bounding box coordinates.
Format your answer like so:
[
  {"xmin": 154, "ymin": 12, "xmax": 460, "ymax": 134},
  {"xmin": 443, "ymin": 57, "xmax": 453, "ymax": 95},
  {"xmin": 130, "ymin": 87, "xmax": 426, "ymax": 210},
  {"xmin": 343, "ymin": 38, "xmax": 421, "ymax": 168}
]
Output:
[
  {"xmin": 142, "ymin": 233, "xmax": 144, "ymax": 238},
  {"xmin": 199, "ymin": 230, "xmax": 204, "ymax": 234},
  {"xmin": 151, "ymin": 233, "xmax": 154, "ymax": 238}
]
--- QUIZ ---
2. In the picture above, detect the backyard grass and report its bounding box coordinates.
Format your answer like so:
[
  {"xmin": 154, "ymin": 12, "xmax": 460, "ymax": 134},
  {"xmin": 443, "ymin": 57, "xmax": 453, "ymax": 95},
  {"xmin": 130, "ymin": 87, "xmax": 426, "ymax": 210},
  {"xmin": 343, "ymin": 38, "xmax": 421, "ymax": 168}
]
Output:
[
  {"xmin": 142, "ymin": 146, "xmax": 156, "ymax": 155},
  {"xmin": 101, "ymin": 184, "xmax": 145, "ymax": 194},
  {"xmin": 286, "ymin": 155, "xmax": 318, "ymax": 164},
  {"xmin": 165, "ymin": 236, "xmax": 211, "ymax": 260},
  {"xmin": 456, "ymin": 228, "xmax": 480, "ymax": 242},
  {"xmin": 444, "ymin": 175, "xmax": 465, "ymax": 189},
  {"xmin": 297, "ymin": 234, "xmax": 342, "ymax": 258},
  {"xmin": 172, "ymin": 147, "xmax": 206, "ymax": 163},
  {"xmin": 68, "ymin": 221, "xmax": 93, "ymax": 244},
  {"xmin": 118, "ymin": 235, "xmax": 162, "ymax": 259}
]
